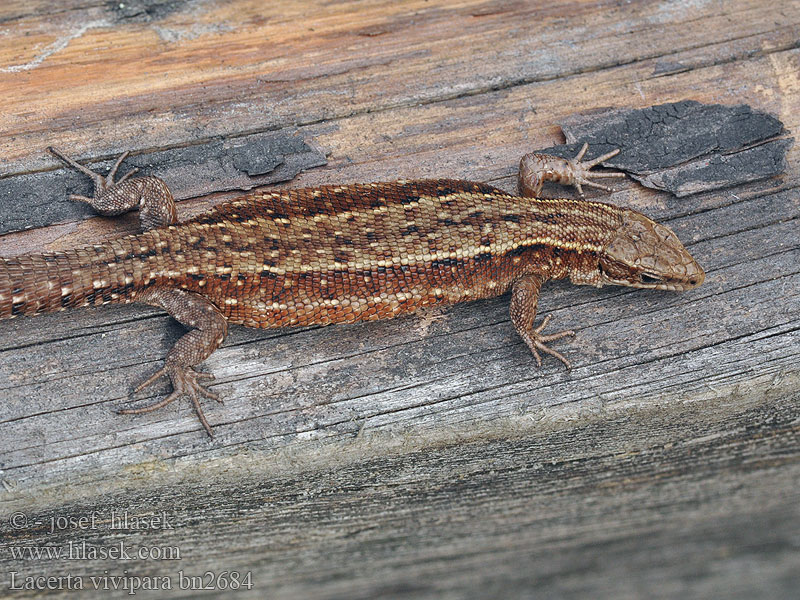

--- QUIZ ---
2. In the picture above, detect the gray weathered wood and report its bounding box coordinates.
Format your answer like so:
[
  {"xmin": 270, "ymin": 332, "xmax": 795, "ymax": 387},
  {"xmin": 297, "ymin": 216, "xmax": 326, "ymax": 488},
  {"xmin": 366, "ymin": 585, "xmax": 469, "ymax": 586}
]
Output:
[{"xmin": 1, "ymin": 0, "xmax": 799, "ymax": 598}]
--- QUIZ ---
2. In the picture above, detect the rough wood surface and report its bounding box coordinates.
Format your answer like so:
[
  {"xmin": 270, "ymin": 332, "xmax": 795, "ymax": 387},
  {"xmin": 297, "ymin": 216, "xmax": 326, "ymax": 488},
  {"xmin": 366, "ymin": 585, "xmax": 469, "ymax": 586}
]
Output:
[{"xmin": 1, "ymin": 1, "xmax": 799, "ymax": 598}]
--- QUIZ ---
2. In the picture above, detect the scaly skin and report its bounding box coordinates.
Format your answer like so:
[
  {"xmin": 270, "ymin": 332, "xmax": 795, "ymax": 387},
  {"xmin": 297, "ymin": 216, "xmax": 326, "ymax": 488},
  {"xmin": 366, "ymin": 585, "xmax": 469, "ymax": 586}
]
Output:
[{"xmin": 0, "ymin": 144, "xmax": 704, "ymax": 436}]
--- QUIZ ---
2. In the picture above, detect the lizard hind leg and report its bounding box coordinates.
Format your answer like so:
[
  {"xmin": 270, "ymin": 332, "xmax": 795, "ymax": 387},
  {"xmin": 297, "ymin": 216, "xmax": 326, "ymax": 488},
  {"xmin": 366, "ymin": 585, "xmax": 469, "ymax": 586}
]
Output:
[
  {"xmin": 121, "ymin": 288, "xmax": 229, "ymax": 437},
  {"xmin": 48, "ymin": 146, "xmax": 138, "ymax": 198},
  {"xmin": 47, "ymin": 146, "xmax": 176, "ymax": 230}
]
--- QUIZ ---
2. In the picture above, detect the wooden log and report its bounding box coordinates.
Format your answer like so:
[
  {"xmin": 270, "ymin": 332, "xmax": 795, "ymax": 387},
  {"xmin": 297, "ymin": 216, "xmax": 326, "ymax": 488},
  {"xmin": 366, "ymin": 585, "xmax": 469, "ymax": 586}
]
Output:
[{"xmin": 0, "ymin": 1, "xmax": 798, "ymax": 598}]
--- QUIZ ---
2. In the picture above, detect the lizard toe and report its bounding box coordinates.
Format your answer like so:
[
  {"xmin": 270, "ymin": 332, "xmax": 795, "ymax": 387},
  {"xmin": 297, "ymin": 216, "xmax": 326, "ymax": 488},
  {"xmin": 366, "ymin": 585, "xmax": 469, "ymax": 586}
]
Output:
[
  {"xmin": 525, "ymin": 314, "xmax": 576, "ymax": 370},
  {"xmin": 123, "ymin": 364, "xmax": 219, "ymax": 437}
]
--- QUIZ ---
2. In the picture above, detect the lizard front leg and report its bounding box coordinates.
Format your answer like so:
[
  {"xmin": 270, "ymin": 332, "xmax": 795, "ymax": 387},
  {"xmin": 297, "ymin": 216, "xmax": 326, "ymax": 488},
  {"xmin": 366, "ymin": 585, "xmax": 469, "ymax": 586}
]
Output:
[
  {"xmin": 510, "ymin": 274, "xmax": 575, "ymax": 369},
  {"xmin": 121, "ymin": 288, "xmax": 229, "ymax": 437},
  {"xmin": 48, "ymin": 147, "xmax": 177, "ymax": 230},
  {"xmin": 518, "ymin": 142, "xmax": 625, "ymax": 198}
]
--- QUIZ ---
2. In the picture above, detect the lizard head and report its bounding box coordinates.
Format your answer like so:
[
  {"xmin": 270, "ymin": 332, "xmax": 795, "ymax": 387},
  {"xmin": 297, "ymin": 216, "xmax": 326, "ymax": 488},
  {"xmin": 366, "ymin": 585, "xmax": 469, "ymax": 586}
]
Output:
[{"xmin": 598, "ymin": 208, "xmax": 704, "ymax": 291}]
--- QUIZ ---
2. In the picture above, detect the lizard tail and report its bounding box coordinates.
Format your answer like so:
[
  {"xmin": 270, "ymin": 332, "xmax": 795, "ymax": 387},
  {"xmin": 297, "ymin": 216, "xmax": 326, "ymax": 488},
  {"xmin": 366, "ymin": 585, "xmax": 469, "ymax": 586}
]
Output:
[{"xmin": 0, "ymin": 245, "xmax": 142, "ymax": 320}]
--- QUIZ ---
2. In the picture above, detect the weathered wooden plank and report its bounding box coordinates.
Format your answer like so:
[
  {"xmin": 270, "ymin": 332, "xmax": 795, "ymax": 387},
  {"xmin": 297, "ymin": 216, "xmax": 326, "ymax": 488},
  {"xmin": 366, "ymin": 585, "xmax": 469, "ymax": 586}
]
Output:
[
  {"xmin": 0, "ymin": 8, "xmax": 796, "ymax": 506},
  {"xmin": 1, "ymin": 0, "xmax": 798, "ymax": 172},
  {"xmin": 1, "ymin": 0, "xmax": 799, "ymax": 598},
  {"xmin": 1, "ymin": 387, "xmax": 798, "ymax": 599}
]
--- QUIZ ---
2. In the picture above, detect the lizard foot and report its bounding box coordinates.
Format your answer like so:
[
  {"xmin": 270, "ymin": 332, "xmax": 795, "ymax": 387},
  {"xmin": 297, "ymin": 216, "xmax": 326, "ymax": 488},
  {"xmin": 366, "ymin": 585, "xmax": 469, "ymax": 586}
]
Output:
[
  {"xmin": 122, "ymin": 364, "xmax": 220, "ymax": 437},
  {"xmin": 48, "ymin": 146, "xmax": 139, "ymax": 203},
  {"xmin": 568, "ymin": 143, "xmax": 626, "ymax": 197},
  {"xmin": 521, "ymin": 314, "xmax": 576, "ymax": 370}
]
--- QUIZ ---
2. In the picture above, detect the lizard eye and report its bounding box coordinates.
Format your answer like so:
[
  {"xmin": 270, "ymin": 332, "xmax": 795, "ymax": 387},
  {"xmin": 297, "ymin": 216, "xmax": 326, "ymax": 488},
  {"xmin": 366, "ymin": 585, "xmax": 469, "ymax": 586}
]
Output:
[{"xmin": 640, "ymin": 272, "xmax": 662, "ymax": 285}]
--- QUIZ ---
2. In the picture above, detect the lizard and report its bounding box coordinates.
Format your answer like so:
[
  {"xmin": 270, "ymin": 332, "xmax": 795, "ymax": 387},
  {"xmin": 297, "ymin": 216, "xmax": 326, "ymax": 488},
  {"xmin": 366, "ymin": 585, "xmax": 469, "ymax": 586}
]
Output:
[{"xmin": 0, "ymin": 143, "xmax": 705, "ymax": 437}]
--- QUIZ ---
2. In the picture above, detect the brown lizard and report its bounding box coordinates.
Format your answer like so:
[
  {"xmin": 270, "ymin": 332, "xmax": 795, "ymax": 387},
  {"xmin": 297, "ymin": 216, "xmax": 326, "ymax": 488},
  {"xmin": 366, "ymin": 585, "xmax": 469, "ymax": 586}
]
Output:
[{"xmin": 0, "ymin": 144, "xmax": 704, "ymax": 436}]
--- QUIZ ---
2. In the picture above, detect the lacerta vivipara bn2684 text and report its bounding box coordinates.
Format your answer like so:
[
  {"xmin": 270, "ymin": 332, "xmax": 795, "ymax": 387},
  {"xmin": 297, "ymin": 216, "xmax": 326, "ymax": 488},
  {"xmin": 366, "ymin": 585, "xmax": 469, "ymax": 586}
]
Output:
[{"xmin": 0, "ymin": 144, "xmax": 704, "ymax": 436}]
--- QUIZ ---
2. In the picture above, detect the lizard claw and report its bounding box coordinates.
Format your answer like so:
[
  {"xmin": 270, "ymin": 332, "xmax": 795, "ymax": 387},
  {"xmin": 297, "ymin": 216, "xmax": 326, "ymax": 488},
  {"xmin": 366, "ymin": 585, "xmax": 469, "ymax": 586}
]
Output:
[
  {"xmin": 123, "ymin": 364, "xmax": 219, "ymax": 437},
  {"xmin": 522, "ymin": 314, "xmax": 576, "ymax": 370},
  {"xmin": 569, "ymin": 143, "xmax": 626, "ymax": 197}
]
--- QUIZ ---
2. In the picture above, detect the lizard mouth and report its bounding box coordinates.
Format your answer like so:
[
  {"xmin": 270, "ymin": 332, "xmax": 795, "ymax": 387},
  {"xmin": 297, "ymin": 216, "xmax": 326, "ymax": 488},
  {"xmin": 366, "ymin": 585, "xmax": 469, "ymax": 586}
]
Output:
[
  {"xmin": 639, "ymin": 272, "xmax": 663, "ymax": 286},
  {"xmin": 636, "ymin": 269, "xmax": 704, "ymax": 291},
  {"xmin": 599, "ymin": 267, "xmax": 705, "ymax": 291}
]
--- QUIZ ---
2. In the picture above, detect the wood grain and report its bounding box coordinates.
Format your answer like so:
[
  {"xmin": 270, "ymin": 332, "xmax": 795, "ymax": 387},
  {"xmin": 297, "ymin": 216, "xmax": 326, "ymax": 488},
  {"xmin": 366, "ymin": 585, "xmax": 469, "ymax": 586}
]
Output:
[{"xmin": 1, "ymin": 1, "xmax": 798, "ymax": 598}]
